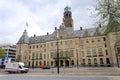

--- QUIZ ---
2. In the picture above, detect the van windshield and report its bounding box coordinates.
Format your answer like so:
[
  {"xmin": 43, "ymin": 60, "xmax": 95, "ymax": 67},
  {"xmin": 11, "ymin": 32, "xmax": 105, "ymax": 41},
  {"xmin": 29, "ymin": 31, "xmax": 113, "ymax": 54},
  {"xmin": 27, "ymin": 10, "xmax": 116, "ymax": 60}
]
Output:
[{"xmin": 22, "ymin": 65, "xmax": 28, "ymax": 68}]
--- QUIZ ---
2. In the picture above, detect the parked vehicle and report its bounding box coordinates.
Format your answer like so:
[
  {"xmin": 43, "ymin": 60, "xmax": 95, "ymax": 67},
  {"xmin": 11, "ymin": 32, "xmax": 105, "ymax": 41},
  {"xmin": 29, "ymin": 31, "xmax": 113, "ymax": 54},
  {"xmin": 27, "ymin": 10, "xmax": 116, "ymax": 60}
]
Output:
[
  {"xmin": 42, "ymin": 66, "xmax": 50, "ymax": 69},
  {"xmin": 5, "ymin": 62, "xmax": 29, "ymax": 73}
]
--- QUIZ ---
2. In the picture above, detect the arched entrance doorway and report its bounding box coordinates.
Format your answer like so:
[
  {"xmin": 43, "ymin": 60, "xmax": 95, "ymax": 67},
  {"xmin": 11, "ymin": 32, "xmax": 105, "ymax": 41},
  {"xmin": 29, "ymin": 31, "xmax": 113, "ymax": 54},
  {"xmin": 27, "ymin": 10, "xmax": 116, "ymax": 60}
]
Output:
[
  {"xmin": 60, "ymin": 60, "xmax": 63, "ymax": 67},
  {"xmin": 65, "ymin": 60, "xmax": 69, "ymax": 67}
]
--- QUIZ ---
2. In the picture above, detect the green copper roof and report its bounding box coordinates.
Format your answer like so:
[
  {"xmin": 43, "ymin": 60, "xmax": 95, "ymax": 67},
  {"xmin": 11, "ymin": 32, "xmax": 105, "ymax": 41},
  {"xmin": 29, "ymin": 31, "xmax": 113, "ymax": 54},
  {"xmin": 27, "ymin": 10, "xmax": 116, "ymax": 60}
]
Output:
[{"xmin": 64, "ymin": 6, "xmax": 71, "ymax": 12}]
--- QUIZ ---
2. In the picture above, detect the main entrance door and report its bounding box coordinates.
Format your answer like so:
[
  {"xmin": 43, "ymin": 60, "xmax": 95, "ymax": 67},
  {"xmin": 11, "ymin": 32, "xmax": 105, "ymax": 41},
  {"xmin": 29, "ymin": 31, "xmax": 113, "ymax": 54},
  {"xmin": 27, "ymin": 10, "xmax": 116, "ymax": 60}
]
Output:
[
  {"xmin": 65, "ymin": 60, "xmax": 69, "ymax": 67},
  {"xmin": 60, "ymin": 60, "xmax": 63, "ymax": 67}
]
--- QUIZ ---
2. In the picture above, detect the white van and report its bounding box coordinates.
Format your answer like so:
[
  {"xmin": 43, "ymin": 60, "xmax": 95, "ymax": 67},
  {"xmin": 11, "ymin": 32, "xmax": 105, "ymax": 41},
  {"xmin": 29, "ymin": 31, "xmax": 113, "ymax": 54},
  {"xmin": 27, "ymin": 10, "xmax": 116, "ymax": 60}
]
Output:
[{"xmin": 5, "ymin": 62, "xmax": 29, "ymax": 73}]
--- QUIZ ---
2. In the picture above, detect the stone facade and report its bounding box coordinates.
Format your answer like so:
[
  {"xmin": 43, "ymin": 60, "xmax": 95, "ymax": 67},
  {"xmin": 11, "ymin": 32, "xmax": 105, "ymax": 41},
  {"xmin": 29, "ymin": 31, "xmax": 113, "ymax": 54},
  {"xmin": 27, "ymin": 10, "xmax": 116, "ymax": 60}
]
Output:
[{"xmin": 16, "ymin": 6, "xmax": 120, "ymax": 67}]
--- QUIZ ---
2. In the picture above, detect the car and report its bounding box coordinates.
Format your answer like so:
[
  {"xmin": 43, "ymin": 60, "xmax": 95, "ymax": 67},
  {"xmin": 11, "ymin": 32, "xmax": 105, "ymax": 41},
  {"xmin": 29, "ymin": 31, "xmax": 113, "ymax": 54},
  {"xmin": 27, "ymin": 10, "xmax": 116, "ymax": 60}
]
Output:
[{"xmin": 42, "ymin": 66, "xmax": 50, "ymax": 69}]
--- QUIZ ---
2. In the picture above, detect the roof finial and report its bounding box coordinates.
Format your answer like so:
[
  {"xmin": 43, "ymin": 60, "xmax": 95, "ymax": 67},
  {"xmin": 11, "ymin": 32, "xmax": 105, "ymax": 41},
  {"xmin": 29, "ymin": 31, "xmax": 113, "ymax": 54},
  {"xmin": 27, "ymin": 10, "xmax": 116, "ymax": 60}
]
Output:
[{"xmin": 64, "ymin": 5, "xmax": 71, "ymax": 12}]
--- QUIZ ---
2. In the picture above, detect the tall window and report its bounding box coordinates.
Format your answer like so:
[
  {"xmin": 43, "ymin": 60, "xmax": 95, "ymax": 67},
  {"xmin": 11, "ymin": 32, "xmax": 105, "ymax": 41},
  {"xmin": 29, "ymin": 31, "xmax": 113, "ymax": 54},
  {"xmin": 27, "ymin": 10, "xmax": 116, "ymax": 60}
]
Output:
[
  {"xmin": 51, "ymin": 61, "xmax": 53, "ymax": 66},
  {"xmin": 106, "ymin": 58, "xmax": 110, "ymax": 64},
  {"xmin": 100, "ymin": 58, "xmax": 104, "ymax": 64},
  {"xmin": 60, "ymin": 41, "xmax": 62, "ymax": 45},
  {"xmin": 98, "ymin": 48, "xmax": 103, "ymax": 56},
  {"xmin": 86, "ymin": 48, "xmax": 91, "ymax": 57},
  {"xmin": 40, "ymin": 45, "xmax": 42, "ymax": 48},
  {"xmin": 40, "ymin": 53, "xmax": 42, "ymax": 59},
  {"xmin": 36, "ymin": 53, "xmax": 38, "ymax": 59},
  {"xmin": 103, "ymin": 37, "xmax": 106, "ymax": 41},
  {"xmin": 44, "ymin": 54, "xmax": 46, "ymax": 59},
  {"xmin": 32, "ymin": 53, "xmax": 34, "ymax": 59},
  {"xmin": 44, "ymin": 61, "xmax": 46, "ymax": 66},
  {"xmin": 36, "ymin": 45, "xmax": 39, "ymax": 48},
  {"xmin": 92, "ymin": 48, "xmax": 97, "ymax": 57},
  {"xmin": 32, "ymin": 61, "xmax": 34, "ymax": 67},
  {"xmin": 51, "ymin": 52, "xmax": 53, "ymax": 58},
  {"xmin": 82, "ymin": 51, "xmax": 84, "ymax": 57},
  {"xmin": 65, "ymin": 50, "xmax": 68, "ymax": 57},
  {"xmin": 106, "ymin": 50, "xmax": 108, "ymax": 56},
  {"xmin": 29, "ymin": 46, "xmax": 31, "ymax": 49},
  {"xmin": 117, "ymin": 47, "xmax": 120, "ymax": 54},
  {"xmin": 88, "ymin": 59, "xmax": 91, "ymax": 64},
  {"xmin": 104, "ymin": 44, "xmax": 107, "ymax": 47},
  {"xmin": 36, "ymin": 61, "xmax": 38, "ymax": 67},
  {"xmin": 94, "ymin": 58, "xmax": 97, "ymax": 64},
  {"xmin": 70, "ymin": 50, "xmax": 74, "ymax": 57},
  {"xmin": 86, "ymin": 40, "xmax": 89, "ymax": 43},
  {"xmin": 82, "ymin": 59, "xmax": 85, "ymax": 64},
  {"xmin": 60, "ymin": 51, "xmax": 63, "ymax": 57}
]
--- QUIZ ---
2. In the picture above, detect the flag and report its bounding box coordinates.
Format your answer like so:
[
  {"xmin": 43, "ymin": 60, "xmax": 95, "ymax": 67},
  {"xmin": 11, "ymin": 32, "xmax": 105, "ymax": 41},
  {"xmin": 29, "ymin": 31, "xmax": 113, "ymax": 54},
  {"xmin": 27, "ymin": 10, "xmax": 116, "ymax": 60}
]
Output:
[{"xmin": 0, "ymin": 58, "xmax": 2, "ymax": 65}]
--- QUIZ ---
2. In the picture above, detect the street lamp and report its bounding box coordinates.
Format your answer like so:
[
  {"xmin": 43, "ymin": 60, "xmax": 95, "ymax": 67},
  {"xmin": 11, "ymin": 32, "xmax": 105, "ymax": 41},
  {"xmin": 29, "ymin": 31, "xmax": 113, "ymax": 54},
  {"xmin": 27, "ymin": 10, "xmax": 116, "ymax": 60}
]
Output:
[
  {"xmin": 56, "ymin": 29, "xmax": 59, "ymax": 74},
  {"xmin": 76, "ymin": 49, "xmax": 79, "ymax": 69},
  {"xmin": 117, "ymin": 47, "xmax": 120, "ymax": 67},
  {"xmin": 115, "ymin": 43, "xmax": 120, "ymax": 68}
]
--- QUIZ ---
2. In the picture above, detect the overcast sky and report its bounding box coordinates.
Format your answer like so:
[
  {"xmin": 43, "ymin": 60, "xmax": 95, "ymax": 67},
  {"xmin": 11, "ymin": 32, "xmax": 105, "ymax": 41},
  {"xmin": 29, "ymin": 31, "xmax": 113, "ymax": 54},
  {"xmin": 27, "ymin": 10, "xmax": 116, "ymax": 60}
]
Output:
[{"xmin": 0, "ymin": 0, "xmax": 97, "ymax": 45}]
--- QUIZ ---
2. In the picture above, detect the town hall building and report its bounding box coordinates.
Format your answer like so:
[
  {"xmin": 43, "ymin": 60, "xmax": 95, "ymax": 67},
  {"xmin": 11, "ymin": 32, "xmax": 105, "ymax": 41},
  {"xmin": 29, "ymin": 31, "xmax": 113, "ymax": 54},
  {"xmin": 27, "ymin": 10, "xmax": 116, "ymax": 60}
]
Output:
[{"xmin": 16, "ymin": 6, "xmax": 120, "ymax": 68}]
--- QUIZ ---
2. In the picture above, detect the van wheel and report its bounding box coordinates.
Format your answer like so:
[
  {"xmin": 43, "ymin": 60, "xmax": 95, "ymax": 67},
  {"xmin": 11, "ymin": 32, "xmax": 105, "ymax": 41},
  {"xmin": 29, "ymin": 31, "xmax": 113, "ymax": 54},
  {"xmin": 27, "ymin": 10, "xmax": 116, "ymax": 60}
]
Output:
[
  {"xmin": 25, "ymin": 71, "xmax": 28, "ymax": 73},
  {"xmin": 21, "ymin": 71, "xmax": 24, "ymax": 73}
]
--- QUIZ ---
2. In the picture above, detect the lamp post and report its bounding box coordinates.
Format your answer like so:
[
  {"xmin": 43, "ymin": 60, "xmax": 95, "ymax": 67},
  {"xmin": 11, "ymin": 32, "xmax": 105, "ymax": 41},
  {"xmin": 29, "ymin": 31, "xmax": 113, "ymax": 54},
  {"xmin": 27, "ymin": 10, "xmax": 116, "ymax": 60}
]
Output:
[
  {"xmin": 115, "ymin": 43, "xmax": 120, "ymax": 68},
  {"xmin": 117, "ymin": 47, "xmax": 120, "ymax": 68},
  {"xmin": 76, "ymin": 52, "xmax": 79, "ymax": 68},
  {"xmin": 56, "ymin": 30, "xmax": 59, "ymax": 74}
]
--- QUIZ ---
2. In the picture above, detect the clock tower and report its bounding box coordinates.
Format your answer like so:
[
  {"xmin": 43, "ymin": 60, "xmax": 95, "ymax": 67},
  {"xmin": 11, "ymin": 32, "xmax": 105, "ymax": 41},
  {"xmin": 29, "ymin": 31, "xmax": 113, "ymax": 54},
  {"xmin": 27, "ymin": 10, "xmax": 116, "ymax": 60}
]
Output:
[{"xmin": 63, "ymin": 6, "xmax": 74, "ymax": 28}]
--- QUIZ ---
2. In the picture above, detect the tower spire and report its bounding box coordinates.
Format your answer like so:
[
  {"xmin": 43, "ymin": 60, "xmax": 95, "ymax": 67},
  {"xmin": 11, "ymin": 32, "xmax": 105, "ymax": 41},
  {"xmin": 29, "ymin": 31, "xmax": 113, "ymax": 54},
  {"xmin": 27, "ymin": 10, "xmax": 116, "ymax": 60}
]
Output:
[
  {"xmin": 17, "ymin": 29, "xmax": 29, "ymax": 44},
  {"xmin": 63, "ymin": 6, "xmax": 73, "ymax": 28}
]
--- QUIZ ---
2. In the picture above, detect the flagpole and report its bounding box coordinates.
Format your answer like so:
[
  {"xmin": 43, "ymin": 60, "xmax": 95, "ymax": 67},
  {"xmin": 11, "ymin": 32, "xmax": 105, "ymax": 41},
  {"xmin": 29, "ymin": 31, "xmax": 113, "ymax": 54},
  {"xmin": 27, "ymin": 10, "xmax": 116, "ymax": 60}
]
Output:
[{"xmin": 26, "ymin": 22, "xmax": 28, "ymax": 28}]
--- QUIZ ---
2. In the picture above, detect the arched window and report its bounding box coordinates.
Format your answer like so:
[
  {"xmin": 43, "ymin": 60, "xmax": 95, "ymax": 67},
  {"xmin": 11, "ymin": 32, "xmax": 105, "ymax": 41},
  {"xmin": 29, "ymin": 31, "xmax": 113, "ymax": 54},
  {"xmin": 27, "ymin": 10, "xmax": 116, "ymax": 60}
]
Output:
[
  {"xmin": 100, "ymin": 58, "xmax": 104, "ymax": 64},
  {"xmin": 94, "ymin": 58, "xmax": 97, "ymax": 64},
  {"xmin": 88, "ymin": 59, "xmax": 91, "ymax": 64}
]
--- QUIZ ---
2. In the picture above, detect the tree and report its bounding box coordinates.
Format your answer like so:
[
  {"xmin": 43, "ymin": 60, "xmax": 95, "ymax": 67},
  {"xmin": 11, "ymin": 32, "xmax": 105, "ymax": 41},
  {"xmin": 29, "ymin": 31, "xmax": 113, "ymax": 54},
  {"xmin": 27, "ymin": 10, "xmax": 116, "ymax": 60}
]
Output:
[
  {"xmin": 0, "ymin": 47, "xmax": 6, "ymax": 58},
  {"xmin": 96, "ymin": 0, "xmax": 120, "ymax": 33}
]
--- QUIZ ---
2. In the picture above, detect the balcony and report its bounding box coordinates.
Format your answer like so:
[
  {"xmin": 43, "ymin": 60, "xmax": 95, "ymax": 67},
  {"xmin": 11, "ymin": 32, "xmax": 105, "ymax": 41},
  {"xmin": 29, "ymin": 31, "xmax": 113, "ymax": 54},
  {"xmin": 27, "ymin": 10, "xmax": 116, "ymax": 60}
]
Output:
[{"xmin": 31, "ymin": 58, "xmax": 42, "ymax": 60}]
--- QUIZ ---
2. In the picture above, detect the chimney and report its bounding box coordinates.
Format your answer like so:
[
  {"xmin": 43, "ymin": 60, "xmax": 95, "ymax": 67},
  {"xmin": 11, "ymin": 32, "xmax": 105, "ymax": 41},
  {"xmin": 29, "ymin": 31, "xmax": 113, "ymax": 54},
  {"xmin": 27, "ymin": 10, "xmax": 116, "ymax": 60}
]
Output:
[
  {"xmin": 55, "ymin": 27, "xmax": 57, "ymax": 30},
  {"xmin": 47, "ymin": 32, "xmax": 49, "ymax": 35},
  {"xmin": 80, "ymin": 27, "xmax": 82, "ymax": 30},
  {"xmin": 34, "ymin": 34, "xmax": 36, "ymax": 37}
]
